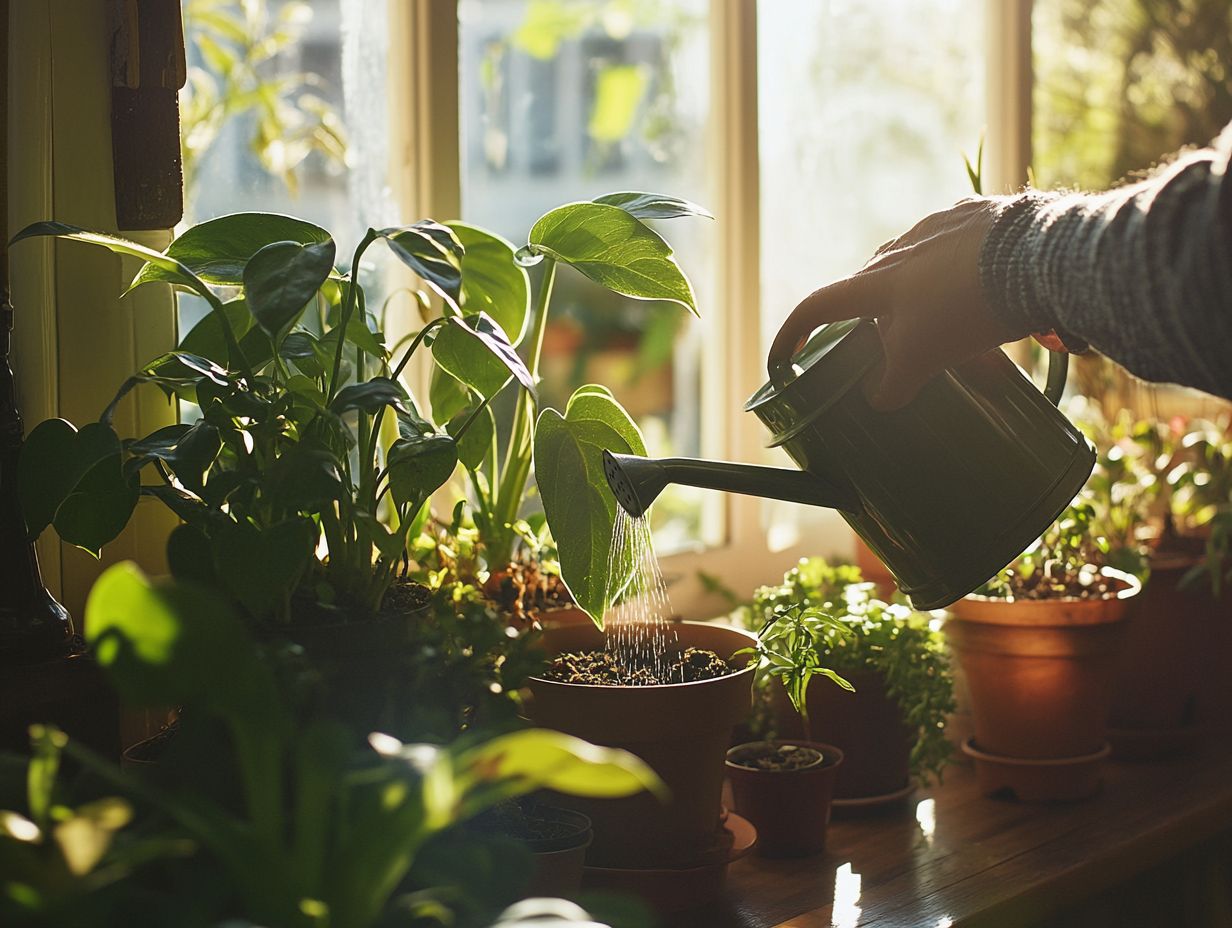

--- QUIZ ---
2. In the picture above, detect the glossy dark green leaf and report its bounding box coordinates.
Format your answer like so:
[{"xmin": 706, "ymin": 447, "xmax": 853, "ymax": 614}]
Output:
[
  {"xmin": 179, "ymin": 298, "xmax": 253, "ymax": 367},
  {"xmin": 446, "ymin": 222, "xmax": 529, "ymax": 344},
  {"xmin": 129, "ymin": 213, "xmax": 331, "ymax": 287},
  {"xmin": 52, "ymin": 450, "xmax": 140, "ymax": 558},
  {"xmin": 375, "ymin": 222, "xmax": 464, "ymax": 311},
  {"xmin": 431, "ymin": 313, "xmax": 534, "ymax": 401},
  {"xmin": 533, "ymin": 387, "xmax": 646, "ymax": 625},
  {"xmin": 593, "ymin": 191, "xmax": 714, "ymax": 222},
  {"xmin": 429, "ymin": 367, "xmax": 470, "ymax": 425},
  {"xmin": 265, "ymin": 445, "xmax": 343, "ymax": 512},
  {"xmin": 447, "ymin": 405, "xmax": 495, "ymax": 471},
  {"xmin": 125, "ymin": 421, "xmax": 221, "ymax": 493},
  {"xmin": 211, "ymin": 519, "xmax": 316, "ymax": 619},
  {"xmin": 328, "ymin": 377, "xmax": 409, "ymax": 416},
  {"xmin": 387, "ymin": 433, "xmax": 458, "ymax": 510},
  {"xmin": 18, "ymin": 420, "xmax": 127, "ymax": 543},
  {"xmin": 526, "ymin": 203, "xmax": 698, "ymax": 315},
  {"xmin": 243, "ymin": 239, "xmax": 336, "ymax": 344},
  {"xmin": 166, "ymin": 523, "xmax": 218, "ymax": 587}
]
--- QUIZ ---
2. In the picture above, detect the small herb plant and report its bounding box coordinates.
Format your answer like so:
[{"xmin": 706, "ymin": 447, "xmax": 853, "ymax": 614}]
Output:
[
  {"xmin": 736, "ymin": 603, "xmax": 853, "ymax": 741},
  {"xmin": 742, "ymin": 558, "xmax": 955, "ymax": 784}
]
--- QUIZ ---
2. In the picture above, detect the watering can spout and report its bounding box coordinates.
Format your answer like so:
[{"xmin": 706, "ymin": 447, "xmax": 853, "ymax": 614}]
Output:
[{"xmin": 602, "ymin": 450, "xmax": 862, "ymax": 520}]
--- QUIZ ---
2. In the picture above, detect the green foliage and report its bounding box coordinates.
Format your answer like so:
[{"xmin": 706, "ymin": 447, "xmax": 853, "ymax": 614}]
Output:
[
  {"xmin": 534, "ymin": 386, "xmax": 648, "ymax": 624},
  {"xmin": 736, "ymin": 604, "xmax": 854, "ymax": 741},
  {"xmin": 740, "ymin": 559, "xmax": 955, "ymax": 784},
  {"xmin": 0, "ymin": 563, "xmax": 661, "ymax": 928},
  {"xmin": 180, "ymin": 0, "xmax": 348, "ymax": 201}
]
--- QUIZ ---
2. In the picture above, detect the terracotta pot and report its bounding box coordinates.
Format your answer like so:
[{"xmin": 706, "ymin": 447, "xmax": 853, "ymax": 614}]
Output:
[
  {"xmin": 526, "ymin": 622, "xmax": 755, "ymax": 869},
  {"xmin": 726, "ymin": 740, "xmax": 844, "ymax": 857},
  {"xmin": 523, "ymin": 808, "xmax": 593, "ymax": 899},
  {"xmin": 945, "ymin": 571, "xmax": 1140, "ymax": 760},
  {"xmin": 771, "ymin": 670, "xmax": 912, "ymax": 800},
  {"xmin": 1109, "ymin": 551, "xmax": 1218, "ymax": 758}
]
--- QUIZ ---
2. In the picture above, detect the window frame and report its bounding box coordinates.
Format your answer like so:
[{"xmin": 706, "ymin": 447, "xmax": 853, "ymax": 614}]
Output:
[{"xmin": 398, "ymin": 0, "xmax": 1034, "ymax": 618}]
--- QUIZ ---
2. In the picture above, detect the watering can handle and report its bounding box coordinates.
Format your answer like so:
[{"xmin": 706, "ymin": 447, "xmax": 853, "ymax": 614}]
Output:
[{"xmin": 1043, "ymin": 347, "xmax": 1069, "ymax": 406}]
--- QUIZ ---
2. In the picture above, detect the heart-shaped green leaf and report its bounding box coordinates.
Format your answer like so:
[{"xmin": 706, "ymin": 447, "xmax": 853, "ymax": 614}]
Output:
[
  {"xmin": 179, "ymin": 298, "xmax": 253, "ymax": 367},
  {"xmin": 244, "ymin": 239, "xmax": 336, "ymax": 344},
  {"xmin": 526, "ymin": 203, "xmax": 698, "ymax": 315},
  {"xmin": 387, "ymin": 432, "xmax": 458, "ymax": 510},
  {"xmin": 375, "ymin": 222, "xmax": 464, "ymax": 312},
  {"xmin": 265, "ymin": 444, "xmax": 343, "ymax": 513},
  {"xmin": 129, "ymin": 212, "xmax": 331, "ymax": 287},
  {"xmin": 593, "ymin": 191, "xmax": 714, "ymax": 222},
  {"xmin": 125, "ymin": 421, "xmax": 221, "ymax": 493},
  {"xmin": 211, "ymin": 519, "xmax": 316, "ymax": 619},
  {"xmin": 17, "ymin": 420, "xmax": 137, "ymax": 554},
  {"xmin": 533, "ymin": 387, "xmax": 646, "ymax": 625},
  {"xmin": 431, "ymin": 313, "xmax": 534, "ymax": 400},
  {"xmin": 447, "ymin": 405, "xmax": 495, "ymax": 471},
  {"xmin": 446, "ymin": 222, "xmax": 530, "ymax": 344},
  {"xmin": 429, "ymin": 367, "xmax": 470, "ymax": 425},
  {"xmin": 329, "ymin": 377, "xmax": 409, "ymax": 416}
]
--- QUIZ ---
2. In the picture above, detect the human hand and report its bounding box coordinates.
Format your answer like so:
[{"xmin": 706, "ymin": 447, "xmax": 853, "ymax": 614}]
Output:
[{"xmin": 767, "ymin": 197, "xmax": 1025, "ymax": 411}]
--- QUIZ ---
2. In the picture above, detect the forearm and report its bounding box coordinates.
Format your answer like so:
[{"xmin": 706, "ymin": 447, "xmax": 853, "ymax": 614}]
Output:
[{"xmin": 979, "ymin": 125, "xmax": 1232, "ymax": 400}]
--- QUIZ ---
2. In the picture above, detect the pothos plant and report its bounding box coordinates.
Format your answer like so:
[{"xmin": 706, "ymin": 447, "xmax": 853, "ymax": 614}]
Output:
[
  {"xmin": 435, "ymin": 192, "xmax": 710, "ymax": 624},
  {"xmin": 10, "ymin": 213, "xmax": 533, "ymax": 622},
  {"xmin": 742, "ymin": 558, "xmax": 955, "ymax": 784}
]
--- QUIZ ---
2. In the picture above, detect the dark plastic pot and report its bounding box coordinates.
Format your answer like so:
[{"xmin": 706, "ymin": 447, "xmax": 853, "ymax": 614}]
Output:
[
  {"xmin": 725, "ymin": 740, "xmax": 844, "ymax": 857},
  {"xmin": 523, "ymin": 808, "xmax": 593, "ymax": 899},
  {"xmin": 771, "ymin": 669, "xmax": 912, "ymax": 800},
  {"xmin": 526, "ymin": 621, "xmax": 755, "ymax": 869}
]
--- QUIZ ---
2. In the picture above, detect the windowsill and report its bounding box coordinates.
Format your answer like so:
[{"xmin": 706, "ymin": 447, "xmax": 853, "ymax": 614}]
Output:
[{"xmin": 717, "ymin": 739, "xmax": 1232, "ymax": 927}]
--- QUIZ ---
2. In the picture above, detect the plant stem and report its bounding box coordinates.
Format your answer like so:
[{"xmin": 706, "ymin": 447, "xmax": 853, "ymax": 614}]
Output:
[
  {"xmin": 391, "ymin": 317, "xmax": 447, "ymax": 382},
  {"xmin": 327, "ymin": 230, "xmax": 377, "ymax": 402},
  {"xmin": 490, "ymin": 258, "xmax": 556, "ymax": 565}
]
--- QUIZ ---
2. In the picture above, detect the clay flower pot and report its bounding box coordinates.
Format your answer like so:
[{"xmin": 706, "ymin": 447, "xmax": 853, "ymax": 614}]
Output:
[
  {"xmin": 522, "ymin": 808, "xmax": 593, "ymax": 899},
  {"xmin": 771, "ymin": 670, "xmax": 912, "ymax": 802},
  {"xmin": 945, "ymin": 569, "xmax": 1140, "ymax": 799},
  {"xmin": 726, "ymin": 740, "xmax": 844, "ymax": 857},
  {"xmin": 526, "ymin": 621, "xmax": 755, "ymax": 869},
  {"xmin": 1108, "ymin": 550, "xmax": 1220, "ymax": 759}
]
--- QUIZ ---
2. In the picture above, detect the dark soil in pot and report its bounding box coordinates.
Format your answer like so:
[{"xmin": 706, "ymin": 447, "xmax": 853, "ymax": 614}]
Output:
[
  {"xmin": 541, "ymin": 648, "xmax": 733, "ymax": 685},
  {"xmin": 726, "ymin": 740, "xmax": 844, "ymax": 857}
]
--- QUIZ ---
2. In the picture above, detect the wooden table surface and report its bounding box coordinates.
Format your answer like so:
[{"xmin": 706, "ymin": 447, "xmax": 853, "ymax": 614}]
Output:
[{"xmin": 716, "ymin": 745, "xmax": 1232, "ymax": 928}]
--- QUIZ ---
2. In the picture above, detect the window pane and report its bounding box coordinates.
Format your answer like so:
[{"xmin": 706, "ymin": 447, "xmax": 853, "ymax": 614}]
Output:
[
  {"xmin": 459, "ymin": 0, "xmax": 716, "ymax": 553},
  {"xmin": 757, "ymin": 1, "xmax": 986, "ymax": 549}
]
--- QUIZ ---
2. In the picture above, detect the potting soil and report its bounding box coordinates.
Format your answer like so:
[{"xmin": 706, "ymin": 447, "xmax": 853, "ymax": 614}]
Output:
[{"xmin": 542, "ymin": 646, "xmax": 734, "ymax": 686}]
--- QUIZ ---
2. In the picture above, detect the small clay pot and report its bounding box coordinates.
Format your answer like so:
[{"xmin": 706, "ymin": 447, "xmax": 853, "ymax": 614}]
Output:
[
  {"xmin": 726, "ymin": 740, "xmax": 844, "ymax": 857},
  {"xmin": 945, "ymin": 569, "xmax": 1140, "ymax": 762},
  {"xmin": 523, "ymin": 808, "xmax": 593, "ymax": 899},
  {"xmin": 771, "ymin": 669, "xmax": 912, "ymax": 800},
  {"xmin": 526, "ymin": 622, "xmax": 756, "ymax": 870}
]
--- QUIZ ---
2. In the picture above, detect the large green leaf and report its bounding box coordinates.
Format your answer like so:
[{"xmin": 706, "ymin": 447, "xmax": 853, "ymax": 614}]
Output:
[
  {"xmin": 243, "ymin": 239, "xmax": 336, "ymax": 344},
  {"xmin": 128, "ymin": 213, "xmax": 331, "ymax": 287},
  {"xmin": 447, "ymin": 405, "xmax": 495, "ymax": 471},
  {"xmin": 387, "ymin": 432, "xmax": 458, "ymax": 510},
  {"xmin": 329, "ymin": 377, "xmax": 409, "ymax": 416},
  {"xmin": 429, "ymin": 367, "xmax": 470, "ymax": 425},
  {"xmin": 533, "ymin": 387, "xmax": 646, "ymax": 625},
  {"xmin": 17, "ymin": 420, "xmax": 137, "ymax": 555},
  {"xmin": 179, "ymin": 298, "xmax": 254, "ymax": 367},
  {"xmin": 446, "ymin": 222, "xmax": 529, "ymax": 344},
  {"xmin": 125, "ymin": 421, "xmax": 221, "ymax": 493},
  {"xmin": 526, "ymin": 203, "xmax": 698, "ymax": 315},
  {"xmin": 211, "ymin": 519, "xmax": 316, "ymax": 619},
  {"xmin": 10, "ymin": 221, "xmax": 215, "ymax": 303},
  {"xmin": 431, "ymin": 313, "xmax": 534, "ymax": 401},
  {"xmin": 593, "ymin": 191, "xmax": 714, "ymax": 222},
  {"xmin": 375, "ymin": 222, "xmax": 464, "ymax": 312}
]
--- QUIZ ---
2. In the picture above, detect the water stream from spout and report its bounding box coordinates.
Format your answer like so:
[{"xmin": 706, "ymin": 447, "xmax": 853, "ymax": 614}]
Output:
[{"xmin": 603, "ymin": 508, "xmax": 682, "ymax": 684}]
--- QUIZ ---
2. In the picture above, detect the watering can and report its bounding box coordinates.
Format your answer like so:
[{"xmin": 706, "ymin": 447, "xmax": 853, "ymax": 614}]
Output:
[{"xmin": 602, "ymin": 318, "xmax": 1095, "ymax": 610}]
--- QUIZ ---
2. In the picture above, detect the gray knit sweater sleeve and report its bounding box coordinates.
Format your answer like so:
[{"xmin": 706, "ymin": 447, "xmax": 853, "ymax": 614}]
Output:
[{"xmin": 980, "ymin": 123, "xmax": 1232, "ymax": 400}]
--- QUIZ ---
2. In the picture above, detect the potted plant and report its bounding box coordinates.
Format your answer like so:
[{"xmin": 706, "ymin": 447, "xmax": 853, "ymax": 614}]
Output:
[
  {"xmin": 0, "ymin": 561, "xmax": 663, "ymax": 928},
  {"xmin": 945, "ymin": 502, "xmax": 1142, "ymax": 801},
  {"xmin": 740, "ymin": 558, "xmax": 955, "ymax": 806},
  {"xmin": 726, "ymin": 604, "xmax": 847, "ymax": 857}
]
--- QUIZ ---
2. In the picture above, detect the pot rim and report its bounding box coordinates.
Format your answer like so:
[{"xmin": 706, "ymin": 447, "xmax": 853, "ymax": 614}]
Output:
[
  {"xmin": 529, "ymin": 620, "xmax": 756, "ymax": 691},
  {"xmin": 961, "ymin": 736, "xmax": 1111, "ymax": 766},
  {"xmin": 725, "ymin": 739, "xmax": 845, "ymax": 775},
  {"xmin": 957, "ymin": 566, "xmax": 1142, "ymax": 605}
]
